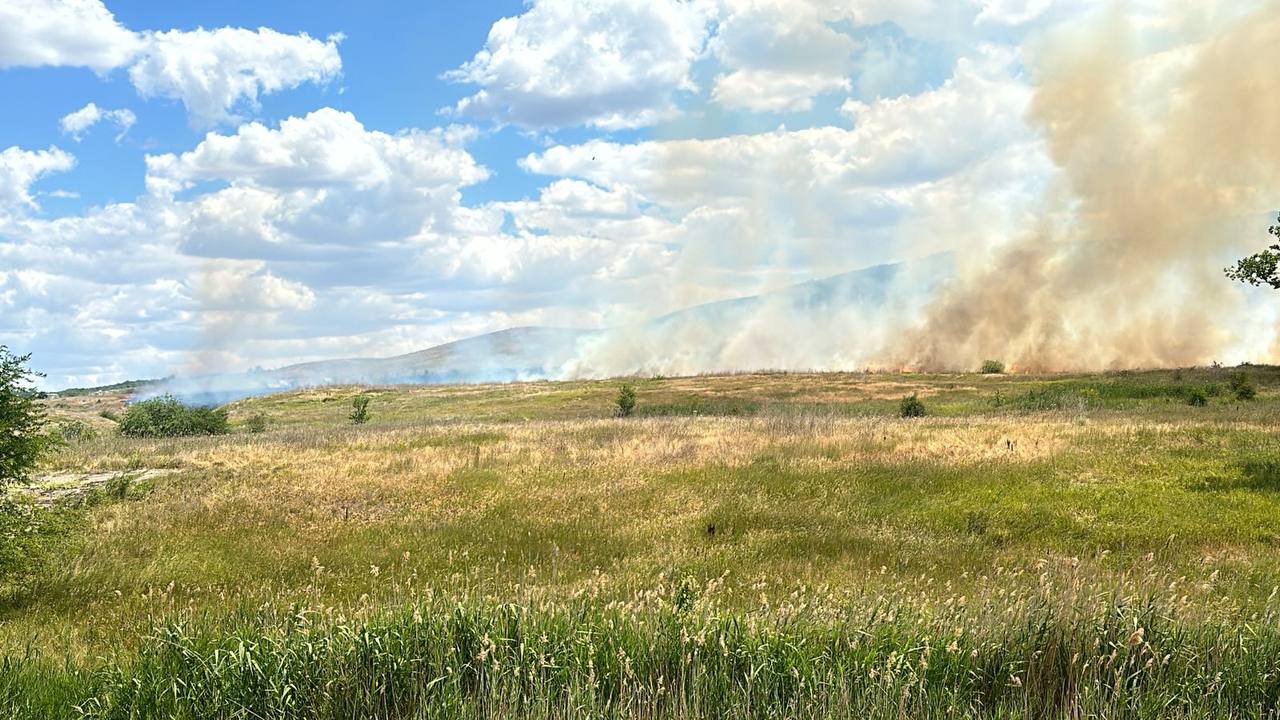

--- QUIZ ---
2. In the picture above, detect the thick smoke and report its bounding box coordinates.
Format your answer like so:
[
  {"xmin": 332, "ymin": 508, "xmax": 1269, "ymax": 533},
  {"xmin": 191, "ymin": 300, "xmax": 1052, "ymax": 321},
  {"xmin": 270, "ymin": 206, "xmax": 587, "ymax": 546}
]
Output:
[{"xmin": 896, "ymin": 3, "xmax": 1280, "ymax": 371}]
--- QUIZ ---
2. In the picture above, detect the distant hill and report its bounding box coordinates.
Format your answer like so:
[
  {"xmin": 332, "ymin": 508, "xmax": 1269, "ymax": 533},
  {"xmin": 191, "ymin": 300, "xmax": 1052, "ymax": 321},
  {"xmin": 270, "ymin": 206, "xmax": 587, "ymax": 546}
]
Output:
[{"xmin": 137, "ymin": 254, "xmax": 952, "ymax": 404}]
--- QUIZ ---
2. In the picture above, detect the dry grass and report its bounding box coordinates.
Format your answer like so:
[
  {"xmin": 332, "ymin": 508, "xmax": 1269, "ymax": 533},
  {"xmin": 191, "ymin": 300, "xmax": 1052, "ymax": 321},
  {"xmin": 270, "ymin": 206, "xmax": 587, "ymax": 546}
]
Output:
[{"xmin": 6, "ymin": 367, "xmax": 1280, "ymax": 709}]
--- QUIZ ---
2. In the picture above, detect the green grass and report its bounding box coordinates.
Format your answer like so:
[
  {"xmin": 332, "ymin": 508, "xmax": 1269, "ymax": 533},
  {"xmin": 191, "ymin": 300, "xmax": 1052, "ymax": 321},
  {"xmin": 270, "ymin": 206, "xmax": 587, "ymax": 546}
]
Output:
[
  {"xmin": 8, "ymin": 588, "xmax": 1280, "ymax": 719},
  {"xmin": 5, "ymin": 366, "xmax": 1280, "ymax": 717}
]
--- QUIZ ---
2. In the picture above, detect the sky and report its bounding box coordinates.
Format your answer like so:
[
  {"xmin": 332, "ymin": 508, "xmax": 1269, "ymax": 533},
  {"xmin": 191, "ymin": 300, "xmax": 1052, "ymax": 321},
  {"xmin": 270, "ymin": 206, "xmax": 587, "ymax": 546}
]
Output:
[{"xmin": 0, "ymin": 0, "xmax": 1274, "ymax": 389}]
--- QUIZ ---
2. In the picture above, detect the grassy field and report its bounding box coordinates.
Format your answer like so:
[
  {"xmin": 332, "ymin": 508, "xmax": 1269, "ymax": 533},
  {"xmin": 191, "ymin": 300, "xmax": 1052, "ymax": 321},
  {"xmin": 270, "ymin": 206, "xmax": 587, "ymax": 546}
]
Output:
[{"xmin": 4, "ymin": 366, "xmax": 1280, "ymax": 717}]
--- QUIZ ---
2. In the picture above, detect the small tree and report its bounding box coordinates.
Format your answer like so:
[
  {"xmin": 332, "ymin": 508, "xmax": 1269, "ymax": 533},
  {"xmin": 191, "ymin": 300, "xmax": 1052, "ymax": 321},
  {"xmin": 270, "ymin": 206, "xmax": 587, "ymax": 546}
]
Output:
[
  {"xmin": 1226, "ymin": 215, "xmax": 1280, "ymax": 289},
  {"xmin": 615, "ymin": 383, "xmax": 637, "ymax": 417},
  {"xmin": 0, "ymin": 348, "xmax": 51, "ymax": 487},
  {"xmin": 350, "ymin": 395, "xmax": 371, "ymax": 425},
  {"xmin": 980, "ymin": 360, "xmax": 1005, "ymax": 374},
  {"xmin": 899, "ymin": 393, "xmax": 926, "ymax": 418},
  {"xmin": 1229, "ymin": 371, "xmax": 1257, "ymax": 401}
]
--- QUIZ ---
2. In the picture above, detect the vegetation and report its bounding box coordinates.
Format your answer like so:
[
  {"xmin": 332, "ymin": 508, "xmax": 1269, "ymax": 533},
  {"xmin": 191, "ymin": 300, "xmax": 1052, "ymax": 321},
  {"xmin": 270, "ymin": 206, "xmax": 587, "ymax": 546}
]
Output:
[
  {"xmin": 980, "ymin": 359, "xmax": 1005, "ymax": 374},
  {"xmin": 242, "ymin": 413, "xmax": 269, "ymax": 434},
  {"xmin": 55, "ymin": 420, "xmax": 98, "ymax": 443},
  {"xmin": 898, "ymin": 392, "xmax": 926, "ymax": 417},
  {"xmin": 350, "ymin": 395, "xmax": 372, "ymax": 425},
  {"xmin": 615, "ymin": 383, "xmax": 637, "ymax": 417},
  {"xmin": 117, "ymin": 395, "xmax": 229, "ymax": 438},
  {"xmin": 0, "ymin": 347, "xmax": 51, "ymax": 487},
  {"xmin": 4, "ymin": 366, "xmax": 1280, "ymax": 717},
  {"xmin": 1225, "ymin": 214, "xmax": 1280, "ymax": 289},
  {"xmin": 1185, "ymin": 387, "xmax": 1208, "ymax": 406},
  {"xmin": 1230, "ymin": 370, "xmax": 1257, "ymax": 400}
]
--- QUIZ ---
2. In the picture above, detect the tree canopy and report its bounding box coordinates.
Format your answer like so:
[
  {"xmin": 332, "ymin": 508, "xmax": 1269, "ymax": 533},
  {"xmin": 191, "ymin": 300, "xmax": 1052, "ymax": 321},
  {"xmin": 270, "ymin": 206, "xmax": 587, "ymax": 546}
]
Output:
[
  {"xmin": 1225, "ymin": 215, "xmax": 1280, "ymax": 289},
  {"xmin": 0, "ymin": 347, "xmax": 50, "ymax": 487}
]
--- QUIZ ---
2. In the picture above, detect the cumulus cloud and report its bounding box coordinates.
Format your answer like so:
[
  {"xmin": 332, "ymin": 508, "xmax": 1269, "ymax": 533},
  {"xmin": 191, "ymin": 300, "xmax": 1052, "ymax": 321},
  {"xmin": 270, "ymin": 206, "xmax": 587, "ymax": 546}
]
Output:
[
  {"xmin": 0, "ymin": 146, "xmax": 77, "ymax": 214},
  {"xmin": 129, "ymin": 27, "xmax": 342, "ymax": 128},
  {"xmin": 446, "ymin": 0, "xmax": 714, "ymax": 129},
  {"xmin": 0, "ymin": 0, "xmax": 142, "ymax": 71},
  {"xmin": 708, "ymin": 0, "xmax": 856, "ymax": 112},
  {"xmin": 0, "ymin": 0, "xmax": 341, "ymax": 127},
  {"xmin": 60, "ymin": 102, "xmax": 136, "ymax": 141}
]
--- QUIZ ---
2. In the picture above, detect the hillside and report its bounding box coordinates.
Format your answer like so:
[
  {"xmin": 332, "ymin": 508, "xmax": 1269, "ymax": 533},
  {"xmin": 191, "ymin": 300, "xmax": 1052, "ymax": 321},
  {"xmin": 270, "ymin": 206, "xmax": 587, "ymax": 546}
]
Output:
[{"xmin": 142, "ymin": 254, "xmax": 950, "ymax": 404}]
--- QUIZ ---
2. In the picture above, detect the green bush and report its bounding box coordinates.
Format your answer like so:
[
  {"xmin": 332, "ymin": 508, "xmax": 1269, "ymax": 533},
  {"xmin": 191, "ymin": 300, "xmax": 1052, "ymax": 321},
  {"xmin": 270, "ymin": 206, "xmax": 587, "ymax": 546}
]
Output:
[
  {"xmin": 349, "ymin": 396, "xmax": 371, "ymax": 425},
  {"xmin": 243, "ymin": 413, "xmax": 269, "ymax": 434},
  {"xmin": 615, "ymin": 383, "xmax": 637, "ymax": 417},
  {"xmin": 980, "ymin": 360, "xmax": 1005, "ymax": 374},
  {"xmin": 899, "ymin": 393, "xmax": 926, "ymax": 418},
  {"xmin": 1186, "ymin": 389, "xmax": 1208, "ymax": 407},
  {"xmin": 98, "ymin": 409, "xmax": 118, "ymax": 422},
  {"xmin": 1229, "ymin": 371, "xmax": 1257, "ymax": 401},
  {"xmin": 118, "ymin": 396, "xmax": 229, "ymax": 438},
  {"xmin": 55, "ymin": 420, "xmax": 97, "ymax": 443}
]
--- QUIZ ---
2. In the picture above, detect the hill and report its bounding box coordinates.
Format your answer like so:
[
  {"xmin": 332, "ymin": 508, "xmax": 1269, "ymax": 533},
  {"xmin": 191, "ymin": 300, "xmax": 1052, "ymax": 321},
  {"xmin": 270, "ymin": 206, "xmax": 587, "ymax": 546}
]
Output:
[{"xmin": 145, "ymin": 254, "xmax": 950, "ymax": 404}]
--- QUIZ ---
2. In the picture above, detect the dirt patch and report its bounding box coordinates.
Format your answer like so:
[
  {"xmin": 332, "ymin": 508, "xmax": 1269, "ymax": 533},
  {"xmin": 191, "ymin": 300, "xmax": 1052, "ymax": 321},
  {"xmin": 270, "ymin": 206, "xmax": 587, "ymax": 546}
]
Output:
[{"xmin": 18, "ymin": 469, "xmax": 179, "ymax": 507}]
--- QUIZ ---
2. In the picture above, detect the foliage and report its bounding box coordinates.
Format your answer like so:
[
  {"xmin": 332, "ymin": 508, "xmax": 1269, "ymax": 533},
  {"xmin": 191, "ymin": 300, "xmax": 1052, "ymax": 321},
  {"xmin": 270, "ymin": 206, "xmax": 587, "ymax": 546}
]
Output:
[
  {"xmin": 0, "ymin": 498, "xmax": 77, "ymax": 586},
  {"xmin": 615, "ymin": 383, "xmax": 637, "ymax": 417},
  {"xmin": 899, "ymin": 393, "xmax": 926, "ymax": 417},
  {"xmin": 243, "ymin": 413, "xmax": 269, "ymax": 434},
  {"xmin": 1225, "ymin": 215, "xmax": 1280, "ymax": 289},
  {"xmin": 1185, "ymin": 388, "xmax": 1208, "ymax": 407},
  {"xmin": 349, "ymin": 395, "xmax": 371, "ymax": 425},
  {"xmin": 117, "ymin": 395, "xmax": 228, "ymax": 438},
  {"xmin": 980, "ymin": 359, "xmax": 1005, "ymax": 374},
  {"xmin": 1230, "ymin": 371, "xmax": 1257, "ymax": 401},
  {"xmin": 55, "ymin": 420, "xmax": 98, "ymax": 443},
  {"xmin": 0, "ymin": 347, "xmax": 52, "ymax": 487}
]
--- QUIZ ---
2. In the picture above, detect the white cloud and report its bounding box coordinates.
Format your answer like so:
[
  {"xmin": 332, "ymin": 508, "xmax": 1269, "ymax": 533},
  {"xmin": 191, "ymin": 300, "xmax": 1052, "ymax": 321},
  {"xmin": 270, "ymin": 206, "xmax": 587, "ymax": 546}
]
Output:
[
  {"xmin": 708, "ymin": 0, "xmax": 856, "ymax": 112},
  {"xmin": 0, "ymin": 146, "xmax": 76, "ymax": 214},
  {"xmin": 60, "ymin": 102, "xmax": 136, "ymax": 141},
  {"xmin": 0, "ymin": 0, "xmax": 142, "ymax": 71},
  {"xmin": 446, "ymin": 0, "xmax": 714, "ymax": 129},
  {"xmin": 146, "ymin": 108, "xmax": 485, "ymax": 196},
  {"xmin": 129, "ymin": 27, "xmax": 343, "ymax": 128},
  {"xmin": 712, "ymin": 70, "xmax": 850, "ymax": 112},
  {"xmin": 515, "ymin": 47, "xmax": 1044, "ymax": 295},
  {"xmin": 0, "ymin": 1, "xmax": 342, "ymax": 127}
]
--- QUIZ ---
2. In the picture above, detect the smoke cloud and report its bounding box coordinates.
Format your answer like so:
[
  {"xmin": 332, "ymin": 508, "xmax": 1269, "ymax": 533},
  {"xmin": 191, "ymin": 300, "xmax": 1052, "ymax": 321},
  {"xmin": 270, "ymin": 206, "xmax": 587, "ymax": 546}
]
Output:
[{"xmin": 895, "ymin": 2, "xmax": 1280, "ymax": 371}]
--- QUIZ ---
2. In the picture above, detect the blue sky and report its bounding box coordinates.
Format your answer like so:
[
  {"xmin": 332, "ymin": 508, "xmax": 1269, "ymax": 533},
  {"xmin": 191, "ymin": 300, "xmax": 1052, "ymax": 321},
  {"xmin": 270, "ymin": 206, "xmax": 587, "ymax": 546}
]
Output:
[{"xmin": 1, "ymin": 0, "xmax": 1274, "ymax": 388}]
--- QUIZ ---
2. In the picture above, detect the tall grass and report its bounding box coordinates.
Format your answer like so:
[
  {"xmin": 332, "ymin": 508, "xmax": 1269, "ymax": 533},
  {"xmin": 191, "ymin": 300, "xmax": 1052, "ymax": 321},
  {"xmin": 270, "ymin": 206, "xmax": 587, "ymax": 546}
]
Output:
[{"xmin": 7, "ymin": 586, "xmax": 1280, "ymax": 719}]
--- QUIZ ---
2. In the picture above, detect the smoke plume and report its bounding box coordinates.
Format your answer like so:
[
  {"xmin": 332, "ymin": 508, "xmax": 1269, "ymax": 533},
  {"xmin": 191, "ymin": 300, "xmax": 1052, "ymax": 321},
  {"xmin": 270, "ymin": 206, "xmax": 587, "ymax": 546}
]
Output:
[{"xmin": 896, "ymin": 3, "xmax": 1280, "ymax": 371}]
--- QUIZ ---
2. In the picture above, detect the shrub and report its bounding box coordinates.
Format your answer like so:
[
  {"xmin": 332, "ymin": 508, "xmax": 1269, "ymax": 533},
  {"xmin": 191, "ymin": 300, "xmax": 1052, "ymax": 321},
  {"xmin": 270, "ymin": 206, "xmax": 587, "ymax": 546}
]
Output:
[
  {"xmin": 350, "ymin": 396, "xmax": 371, "ymax": 425},
  {"xmin": 1186, "ymin": 389, "xmax": 1208, "ymax": 407},
  {"xmin": 0, "ymin": 347, "xmax": 53, "ymax": 487},
  {"xmin": 1229, "ymin": 371, "xmax": 1257, "ymax": 401},
  {"xmin": 615, "ymin": 383, "xmax": 637, "ymax": 417},
  {"xmin": 243, "ymin": 414, "xmax": 269, "ymax": 434},
  {"xmin": 118, "ymin": 395, "xmax": 229, "ymax": 438},
  {"xmin": 980, "ymin": 360, "xmax": 1005, "ymax": 374},
  {"xmin": 56, "ymin": 420, "xmax": 98, "ymax": 442},
  {"xmin": 899, "ymin": 393, "xmax": 926, "ymax": 418},
  {"xmin": 98, "ymin": 409, "xmax": 118, "ymax": 422}
]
